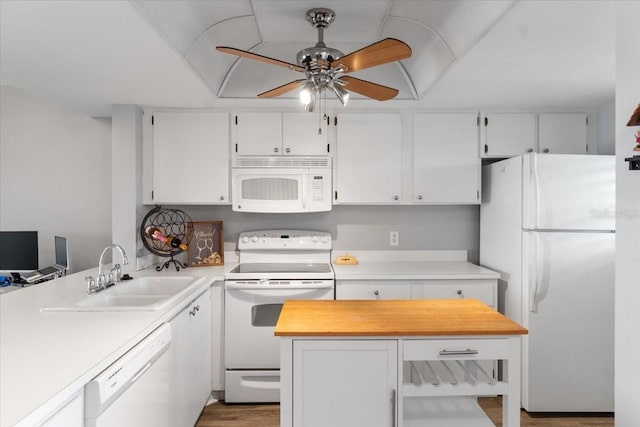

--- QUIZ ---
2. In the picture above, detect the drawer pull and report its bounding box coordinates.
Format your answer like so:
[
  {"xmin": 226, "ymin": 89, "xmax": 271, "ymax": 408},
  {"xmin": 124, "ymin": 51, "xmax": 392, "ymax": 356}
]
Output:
[{"xmin": 439, "ymin": 348, "xmax": 479, "ymax": 356}]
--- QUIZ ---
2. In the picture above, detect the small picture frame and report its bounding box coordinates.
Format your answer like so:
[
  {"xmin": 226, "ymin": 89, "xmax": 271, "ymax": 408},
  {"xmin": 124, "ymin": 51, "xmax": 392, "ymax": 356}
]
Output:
[{"xmin": 186, "ymin": 221, "xmax": 224, "ymax": 267}]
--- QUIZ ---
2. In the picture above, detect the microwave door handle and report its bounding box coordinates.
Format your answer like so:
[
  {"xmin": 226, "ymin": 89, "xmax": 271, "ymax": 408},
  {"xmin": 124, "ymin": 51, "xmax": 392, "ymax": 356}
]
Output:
[{"xmin": 302, "ymin": 175, "xmax": 307, "ymax": 210}]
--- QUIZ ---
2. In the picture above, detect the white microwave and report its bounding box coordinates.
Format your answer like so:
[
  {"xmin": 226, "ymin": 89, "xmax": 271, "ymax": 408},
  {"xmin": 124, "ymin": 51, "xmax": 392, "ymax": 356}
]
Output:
[{"xmin": 231, "ymin": 157, "xmax": 332, "ymax": 213}]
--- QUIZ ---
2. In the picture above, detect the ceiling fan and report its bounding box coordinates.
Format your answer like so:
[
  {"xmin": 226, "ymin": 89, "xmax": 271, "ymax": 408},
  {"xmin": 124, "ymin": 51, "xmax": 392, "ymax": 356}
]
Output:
[{"xmin": 216, "ymin": 8, "xmax": 412, "ymax": 111}]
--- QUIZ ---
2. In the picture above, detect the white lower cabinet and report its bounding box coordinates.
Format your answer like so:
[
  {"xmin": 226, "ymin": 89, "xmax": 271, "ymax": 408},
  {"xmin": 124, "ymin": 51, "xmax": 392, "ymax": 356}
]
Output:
[
  {"xmin": 336, "ymin": 281, "xmax": 415, "ymax": 300},
  {"xmin": 292, "ymin": 340, "xmax": 398, "ymax": 427},
  {"xmin": 286, "ymin": 336, "xmax": 521, "ymax": 427},
  {"xmin": 336, "ymin": 280, "xmax": 497, "ymax": 309},
  {"xmin": 169, "ymin": 288, "xmax": 212, "ymax": 427}
]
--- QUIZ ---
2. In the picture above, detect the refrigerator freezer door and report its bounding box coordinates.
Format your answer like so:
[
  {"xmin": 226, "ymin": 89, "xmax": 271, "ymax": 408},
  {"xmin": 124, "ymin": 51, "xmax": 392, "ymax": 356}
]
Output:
[
  {"xmin": 521, "ymin": 231, "xmax": 614, "ymax": 412},
  {"xmin": 522, "ymin": 154, "xmax": 615, "ymax": 231}
]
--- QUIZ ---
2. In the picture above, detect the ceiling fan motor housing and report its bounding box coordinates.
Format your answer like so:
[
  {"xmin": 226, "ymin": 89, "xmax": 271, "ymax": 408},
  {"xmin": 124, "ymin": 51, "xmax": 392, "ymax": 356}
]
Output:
[{"xmin": 306, "ymin": 8, "xmax": 335, "ymax": 28}]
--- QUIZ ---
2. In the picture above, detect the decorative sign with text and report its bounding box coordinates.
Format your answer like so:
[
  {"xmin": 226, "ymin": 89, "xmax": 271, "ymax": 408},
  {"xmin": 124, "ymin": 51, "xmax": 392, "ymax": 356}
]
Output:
[{"xmin": 186, "ymin": 221, "xmax": 224, "ymax": 267}]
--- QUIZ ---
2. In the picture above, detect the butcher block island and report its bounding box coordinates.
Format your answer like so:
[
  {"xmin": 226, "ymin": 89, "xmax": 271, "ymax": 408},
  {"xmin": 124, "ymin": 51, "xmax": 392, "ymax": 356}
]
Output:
[{"xmin": 276, "ymin": 299, "xmax": 527, "ymax": 427}]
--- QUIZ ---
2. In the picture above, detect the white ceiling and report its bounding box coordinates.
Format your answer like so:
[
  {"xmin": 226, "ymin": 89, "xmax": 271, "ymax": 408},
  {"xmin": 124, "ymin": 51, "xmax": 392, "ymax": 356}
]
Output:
[{"xmin": 0, "ymin": 0, "xmax": 615, "ymax": 117}]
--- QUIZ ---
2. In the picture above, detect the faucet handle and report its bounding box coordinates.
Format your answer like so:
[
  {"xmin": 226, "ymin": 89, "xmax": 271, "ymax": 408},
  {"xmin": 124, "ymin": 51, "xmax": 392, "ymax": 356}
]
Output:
[
  {"xmin": 111, "ymin": 264, "xmax": 122, "ymax": 283},
  {"xmin": 85, "ymin": 276, "xmax": 97, "ymax": 294},
  {"xmin": 97, "ymin": 273, "xmax": 107, "ymax": 289}
]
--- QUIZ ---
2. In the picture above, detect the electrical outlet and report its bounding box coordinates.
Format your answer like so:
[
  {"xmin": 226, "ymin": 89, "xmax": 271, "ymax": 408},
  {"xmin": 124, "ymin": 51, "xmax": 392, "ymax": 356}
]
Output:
[{"xmin": 390, "ymin": 231, "xmax": 399, "ymax": 247}]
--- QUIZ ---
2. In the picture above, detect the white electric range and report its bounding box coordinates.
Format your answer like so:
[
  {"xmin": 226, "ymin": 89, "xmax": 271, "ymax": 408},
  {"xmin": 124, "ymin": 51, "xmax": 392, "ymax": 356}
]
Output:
[{"xmin": 224, "ymin": 230, "xmax": 334, "ymax": 402}]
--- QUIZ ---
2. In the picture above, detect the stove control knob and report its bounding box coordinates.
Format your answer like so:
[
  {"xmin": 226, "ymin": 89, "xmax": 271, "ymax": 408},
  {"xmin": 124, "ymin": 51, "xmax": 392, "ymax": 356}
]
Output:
[
  {"xmin": 241, "ymin": 235, "xmax": 250, "ymax": 244},
  {"xmin": 321, "ymin": 235, "xmax": 329, "ymax": 244},
  {"xmin": 251, "ymin": 235, "xmax": 259, "ymax": 243},
  {"xmin": 312, "ymin": 235, "xmax": 319, "ymax": 243}
]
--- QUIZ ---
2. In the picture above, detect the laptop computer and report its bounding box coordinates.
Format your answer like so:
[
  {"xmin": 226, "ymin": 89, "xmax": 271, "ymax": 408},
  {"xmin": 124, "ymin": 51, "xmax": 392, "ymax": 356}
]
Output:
[{"xmin": 23, "ymin": 236, "xmax": 69, "ymax": 283}]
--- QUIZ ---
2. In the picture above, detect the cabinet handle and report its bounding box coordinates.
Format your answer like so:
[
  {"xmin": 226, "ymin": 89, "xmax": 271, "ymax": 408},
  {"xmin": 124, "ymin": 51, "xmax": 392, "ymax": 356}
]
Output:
[
  {"xmin": 456, "ymin": 289, "xmax": 462, "ymax": 295},
  {"xmin": 285, "ymin": 147, "xmax": 291, "ymax": 153},
  {"xmin": 274, "ymin": 147, "xmax": 279, "ymax": 153},
  {"xmin": 373, "ymin": 290, "xmax": 379, "ymax": 296},
  {"xmin": 527, "ymin": 148, "xmax": 535, "ymax": 153},
  {"xmin": 543, "ymin": 148, "xmax": 550, "ymax": 153},
  {"xmin": 219, "ymin": 196, "xmax": 225, "ymax": 201},
  {"xmin": 189, "ymin": 308, "xmax": 197, "ymax": 316},
  {"xmin": 393, "ymin": 195, "xmax": 399, "ymax": 201},
  {"xmin": 417, "ymin": 195, "xmax": 423, "ymax": 201},
  {"xmin": 439, "ymin": 348, "xmax": 479, "ymax": 356}
]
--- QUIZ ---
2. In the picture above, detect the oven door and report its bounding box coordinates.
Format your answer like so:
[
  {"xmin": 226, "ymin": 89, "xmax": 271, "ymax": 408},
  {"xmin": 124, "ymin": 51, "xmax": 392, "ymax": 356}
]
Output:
[{"xmin": 224, "ymin": 280, "xmax": 334, "ymax": 369}]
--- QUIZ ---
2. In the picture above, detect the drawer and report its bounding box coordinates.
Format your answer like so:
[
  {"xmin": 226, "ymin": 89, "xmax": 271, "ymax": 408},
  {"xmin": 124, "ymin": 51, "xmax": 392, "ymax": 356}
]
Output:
[
  {"xmin": 423, "ymin": 283, "xmax": 496, "ymax": 307},
  {"xmin": 403, "ymin": 338, "xmax": 509, "ymax": 361},
  {"xmin": 336, "ymin": 283, "xmax": 413, "ymax": 300}
]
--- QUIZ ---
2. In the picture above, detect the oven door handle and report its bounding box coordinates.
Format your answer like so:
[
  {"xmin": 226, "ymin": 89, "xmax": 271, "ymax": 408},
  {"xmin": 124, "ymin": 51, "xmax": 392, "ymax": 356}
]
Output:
[{"xmin": 225, "ymin": 281, "xmax": 334, "ymax": 290}]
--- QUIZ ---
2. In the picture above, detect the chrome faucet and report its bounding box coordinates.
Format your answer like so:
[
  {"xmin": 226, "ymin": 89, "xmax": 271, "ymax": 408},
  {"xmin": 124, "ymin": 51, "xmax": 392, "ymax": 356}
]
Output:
[{"xmin": 86, "ymin": 244, "xmax": 129, "ymax": 294}]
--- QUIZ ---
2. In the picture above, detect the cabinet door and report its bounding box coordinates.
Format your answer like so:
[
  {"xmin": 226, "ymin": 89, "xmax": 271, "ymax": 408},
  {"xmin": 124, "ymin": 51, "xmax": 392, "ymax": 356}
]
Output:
[
  {"xmin": 170, "ymin": 289, "xmax": 212, "ymax": 427},
  {"xmin": 293, "ymin": 340, "xmax": 397, "ymax": 427},
  {"xmin": 335, "ymin": 113, "xmax": 402, "ymax": 203},
  {"xmin": 236, "ymin": 112, "xmax": 282, "ymax": 155},
  {"xmin": 482, "ymin": 113, "xmax": 536, "ymax": 157},
  {"xmin": 538, "ymin": 113, "xmax": 588, "ymax": 154},
  {"xmin": 421, "ymin": 280, "xmax": 497, "ymax": 308},
  {"xmin": 336, "ymin": 282, "xmax": 414, "ymax": 300},
  {"xmin": 283, "ymin": 113, "xmax": 330, "ymax": 156},
  {"xmin": 153, "ymin": 112, "xmax": 229, "ymax": 204},
  {"xmin": 413, "ymin": 113, "xmax": 480, "ymax": 204}
]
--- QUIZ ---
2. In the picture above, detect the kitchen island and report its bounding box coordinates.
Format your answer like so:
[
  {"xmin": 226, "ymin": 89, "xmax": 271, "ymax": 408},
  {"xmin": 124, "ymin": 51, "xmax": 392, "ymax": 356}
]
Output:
[{"xmin": 275, "ymin": 299, "xmax": 527, "ymax": 427}]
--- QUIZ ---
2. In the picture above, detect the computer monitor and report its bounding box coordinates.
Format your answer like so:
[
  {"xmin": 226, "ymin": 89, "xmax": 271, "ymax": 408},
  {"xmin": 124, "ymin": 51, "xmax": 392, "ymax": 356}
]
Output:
[
  {"xmin": 0, "ymin": 231, "xmax": 39, "ymax": 272},
  {"xmin": 54, "ymin": 236, "xmax": 69, "ymax": 270}
]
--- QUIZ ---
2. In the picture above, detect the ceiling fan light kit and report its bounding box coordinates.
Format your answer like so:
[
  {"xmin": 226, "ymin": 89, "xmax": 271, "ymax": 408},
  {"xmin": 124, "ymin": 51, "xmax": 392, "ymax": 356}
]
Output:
[{"xmin": 216, "ymin": 7, "xmax": 412, "ymax": 111}]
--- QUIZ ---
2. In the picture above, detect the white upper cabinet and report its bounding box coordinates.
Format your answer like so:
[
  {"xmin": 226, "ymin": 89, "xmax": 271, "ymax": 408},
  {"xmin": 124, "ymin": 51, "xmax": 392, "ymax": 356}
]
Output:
[
  {"xmin": 152, "ymin": 111, "xmax": 229, "ymax": 204},
  {"xmin": 482, "ymin": 113, "xmax": 537, "ymax": 157},
  {"xmin": 235, "ymin": 112, "xmax": 329, "ymax": 156},
  {"xmin": 413, "ymin": 113, "xmax": 480, "ymax": 204},
  {"xmin": 538, "ymin": 113, "xmax": 588, "ymax": 154},
  {"xmin": 283, "ymin": 113, "xmax": 331, "ymax": 156},
  {"xmin": 334, "ymin": 112, "xmax": 402, "ymax": 204}
]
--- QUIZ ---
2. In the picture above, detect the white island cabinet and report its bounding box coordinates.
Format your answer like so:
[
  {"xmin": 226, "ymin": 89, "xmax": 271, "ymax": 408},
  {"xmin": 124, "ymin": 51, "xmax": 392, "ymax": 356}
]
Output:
[
  {"xmin": 169, "ymin": 287, "xmax": 212, "ymax": 427},
  {"xmin": 277, "ymin": 300, "xmax": 527, "ymax": 427}
]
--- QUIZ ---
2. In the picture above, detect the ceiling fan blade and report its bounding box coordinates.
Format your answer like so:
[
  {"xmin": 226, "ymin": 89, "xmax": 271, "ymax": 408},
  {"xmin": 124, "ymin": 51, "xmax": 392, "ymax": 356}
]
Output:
[
  {"xmin": 340, "ymin": 76, "xmax": 399, "ymax": 101},
  {"xmin": 217, "ymin": 46, "xmax": 305, "ymax": 72},
  {"xmin": 331, "ymin": 38, "xmax": 411, "ymax": 73},
  {"xmin": 257, "ymin": 80, "xmax": 306, "ymax": 98}
]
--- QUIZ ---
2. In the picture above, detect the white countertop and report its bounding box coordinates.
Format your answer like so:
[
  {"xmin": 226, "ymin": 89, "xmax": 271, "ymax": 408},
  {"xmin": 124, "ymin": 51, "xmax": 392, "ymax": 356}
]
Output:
[
  {"xmin": 331, "ymin": 250, "xmax": 500, "ymax": 280},
  {"xmin": 0, "ymin": 263, "xmax": 235, "ymax": 427}
]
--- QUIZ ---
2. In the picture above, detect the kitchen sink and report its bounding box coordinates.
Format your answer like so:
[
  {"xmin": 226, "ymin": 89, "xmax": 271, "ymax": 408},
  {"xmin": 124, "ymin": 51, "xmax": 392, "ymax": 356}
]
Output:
[{"xmin": 41, "ymin": 276, "xmax": 204, "ymax": 312}]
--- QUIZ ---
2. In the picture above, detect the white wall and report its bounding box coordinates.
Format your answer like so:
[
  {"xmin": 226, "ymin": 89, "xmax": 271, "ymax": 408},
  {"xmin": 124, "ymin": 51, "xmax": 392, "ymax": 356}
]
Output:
[
  {"xmin": 0, "ymin": 86, "xmax": 112, "ymax": 272},
  {"xmin": 598, "ymin": 100, "xmax": 616, "ymax": 155},
  {"xmin": 614, "ymin": 3, "xmax": 640, "ymax": 426}
]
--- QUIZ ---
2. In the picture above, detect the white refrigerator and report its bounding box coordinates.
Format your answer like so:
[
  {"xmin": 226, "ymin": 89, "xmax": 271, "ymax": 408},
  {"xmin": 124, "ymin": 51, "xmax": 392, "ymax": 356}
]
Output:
[{"xmin": 480, "ymin": 153, "xmax": 615, "ymax": 412}]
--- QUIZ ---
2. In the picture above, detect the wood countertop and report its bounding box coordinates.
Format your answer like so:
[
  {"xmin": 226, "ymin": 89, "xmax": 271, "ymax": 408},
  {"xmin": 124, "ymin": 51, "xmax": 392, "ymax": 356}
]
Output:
[{"xmin": 274, "ymin": 299, "xmax": 528, "ymax": 337}]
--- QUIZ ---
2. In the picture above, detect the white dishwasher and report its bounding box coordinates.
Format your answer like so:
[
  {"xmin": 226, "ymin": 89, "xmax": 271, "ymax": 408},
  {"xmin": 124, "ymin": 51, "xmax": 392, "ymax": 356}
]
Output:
[{"xmin": 84, "ymin": 324, "xmax": 171, "ymax": 427}]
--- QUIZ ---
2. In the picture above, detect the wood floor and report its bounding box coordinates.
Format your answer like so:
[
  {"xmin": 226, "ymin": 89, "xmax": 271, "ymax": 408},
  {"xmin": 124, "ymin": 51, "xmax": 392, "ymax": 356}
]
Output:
[{"xmin": 196, "ymin": 398, "xmax": 614, "ymax": 427}]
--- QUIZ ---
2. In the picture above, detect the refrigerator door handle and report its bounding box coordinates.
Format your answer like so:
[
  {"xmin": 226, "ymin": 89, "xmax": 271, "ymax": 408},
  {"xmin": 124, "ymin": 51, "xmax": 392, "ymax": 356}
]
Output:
[
  {"xmin": 531, "ymin": 154, "xmax": 541, "ymax": 229},
  {"xmin": 529, "ymin": 232, "xmax": 539, "ymax": 313}
]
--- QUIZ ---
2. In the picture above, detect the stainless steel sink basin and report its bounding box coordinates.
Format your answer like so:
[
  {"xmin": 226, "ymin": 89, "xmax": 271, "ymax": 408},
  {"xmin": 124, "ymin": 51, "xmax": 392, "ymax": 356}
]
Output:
[{"xmin": 41, "ymin": 276, "xmax": 204, "ymax": 312}]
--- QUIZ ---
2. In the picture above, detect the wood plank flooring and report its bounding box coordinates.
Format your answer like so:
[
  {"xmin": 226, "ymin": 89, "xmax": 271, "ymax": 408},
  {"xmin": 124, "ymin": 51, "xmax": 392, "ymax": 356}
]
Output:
[{"xmin": 196, "ymin": 398, "xmax": 614, "ymax": 427}]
